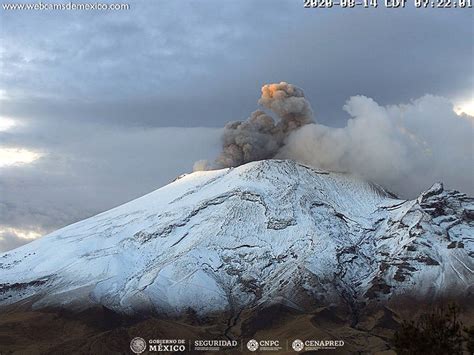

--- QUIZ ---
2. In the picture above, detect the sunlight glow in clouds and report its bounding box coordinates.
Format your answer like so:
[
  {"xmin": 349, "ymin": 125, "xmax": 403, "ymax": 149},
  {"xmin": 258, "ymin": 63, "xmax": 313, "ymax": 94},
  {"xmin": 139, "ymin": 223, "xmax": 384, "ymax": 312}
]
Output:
[
  {"xmin": 454, "ymin": 98, "xmax": 474, "ymax": 116},
  {"xmin": 0, "ymin": 117, "xmax": 17, "ymax": 131},
  {"xmin": 0, "ymin": 226, "xmax": 42, "ymax": 240},
  {"xmin": 0, "ymin": 226, "xmax": 43, "ymax": 251},
  {"xmin": 0, "ymin": 148, "xmax": 42, "ymax": 168}
]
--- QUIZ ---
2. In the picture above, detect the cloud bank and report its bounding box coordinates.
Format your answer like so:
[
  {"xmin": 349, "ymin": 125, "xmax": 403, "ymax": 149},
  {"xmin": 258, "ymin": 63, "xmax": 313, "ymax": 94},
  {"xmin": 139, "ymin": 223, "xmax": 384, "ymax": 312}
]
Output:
[
  {"xmin": 204, "ymin": 82, "xmax": 474, "ymax": 198},
  {"xmin": 0, "ymin": 123, "xmax": 221, "ymax": 252}
]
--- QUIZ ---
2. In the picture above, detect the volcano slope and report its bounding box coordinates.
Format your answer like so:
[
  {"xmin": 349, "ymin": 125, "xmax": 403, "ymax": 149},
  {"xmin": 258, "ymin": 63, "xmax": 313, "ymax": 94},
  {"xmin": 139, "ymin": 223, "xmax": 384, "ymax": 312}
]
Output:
[{"xmin": 0, "ymin": 160, "xmax": 473, "ymax": 353}]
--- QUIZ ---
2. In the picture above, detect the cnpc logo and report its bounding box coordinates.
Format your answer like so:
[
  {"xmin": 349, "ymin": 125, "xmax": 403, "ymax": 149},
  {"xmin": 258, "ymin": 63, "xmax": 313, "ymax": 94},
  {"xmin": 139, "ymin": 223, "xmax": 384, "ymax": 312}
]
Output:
[{"xmin": 246, "ymin": 339, "xmax": 281, "ymax": 351}]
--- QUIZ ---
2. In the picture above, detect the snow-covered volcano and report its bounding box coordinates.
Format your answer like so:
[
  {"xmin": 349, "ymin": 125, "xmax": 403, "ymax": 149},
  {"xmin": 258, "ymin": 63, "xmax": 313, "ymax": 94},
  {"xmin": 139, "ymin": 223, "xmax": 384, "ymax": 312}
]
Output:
[{"xmin": 0, "ymin": 160, "xmax": 473, "ymax": 316}]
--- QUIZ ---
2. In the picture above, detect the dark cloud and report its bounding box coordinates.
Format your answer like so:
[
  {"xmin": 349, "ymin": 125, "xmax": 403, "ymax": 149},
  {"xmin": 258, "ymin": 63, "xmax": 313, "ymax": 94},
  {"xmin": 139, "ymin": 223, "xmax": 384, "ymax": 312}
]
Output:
[{"xmin": 1, "ymin": 2, "xmax": 472, "ymax": 127}]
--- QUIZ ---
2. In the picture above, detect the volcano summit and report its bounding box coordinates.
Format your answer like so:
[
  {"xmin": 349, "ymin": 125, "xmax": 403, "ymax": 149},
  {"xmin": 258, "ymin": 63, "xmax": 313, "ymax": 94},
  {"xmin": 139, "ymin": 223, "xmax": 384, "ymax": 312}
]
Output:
[
  {"xmin": 1, "ymin": 159, "xmax": 472, "ymax": 313},
  {"xmin": 0, "ymin": 160, "xmax": 473, "ymax": 352}
]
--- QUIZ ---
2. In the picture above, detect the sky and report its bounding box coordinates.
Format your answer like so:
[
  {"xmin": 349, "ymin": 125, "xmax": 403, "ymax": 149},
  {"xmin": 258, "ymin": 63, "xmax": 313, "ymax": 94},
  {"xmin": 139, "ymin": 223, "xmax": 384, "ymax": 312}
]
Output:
[{"xmin": 0, "ymin": 0, "xmax": 473, "ymax": 251}]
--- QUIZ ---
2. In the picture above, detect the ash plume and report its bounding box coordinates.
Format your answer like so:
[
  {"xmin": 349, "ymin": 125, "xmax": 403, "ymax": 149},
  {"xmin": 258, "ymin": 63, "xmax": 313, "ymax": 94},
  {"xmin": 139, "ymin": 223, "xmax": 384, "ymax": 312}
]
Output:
[
  {"xmin": 196, "ymin": 82, "xmax": 474, "ymax": 198},
  {"xmin": 196, "ymin": 82, "xmax": 313, "ymax": 169}
]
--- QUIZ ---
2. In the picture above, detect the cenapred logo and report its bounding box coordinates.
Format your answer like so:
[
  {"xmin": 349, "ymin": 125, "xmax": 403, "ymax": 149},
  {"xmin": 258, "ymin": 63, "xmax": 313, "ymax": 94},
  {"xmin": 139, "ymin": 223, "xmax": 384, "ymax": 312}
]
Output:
[
  {"xmin": 130, "ymin": 337, "xmax": 147, "ymax": 354},
  {"xmin": 247, "ymin": 339, "xmax": 259, "ymax": 351},
  {"xmin": 292, "ymin": 339, "xmax": 304, "ymax": 352}
]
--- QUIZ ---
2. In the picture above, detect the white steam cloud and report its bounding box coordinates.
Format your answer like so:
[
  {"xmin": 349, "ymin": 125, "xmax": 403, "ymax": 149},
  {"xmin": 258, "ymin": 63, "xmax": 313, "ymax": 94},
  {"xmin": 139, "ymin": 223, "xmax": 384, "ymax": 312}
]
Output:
[{"xmin": 197, "ymin": 82, "xmax": 474, "ymax": 198}]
